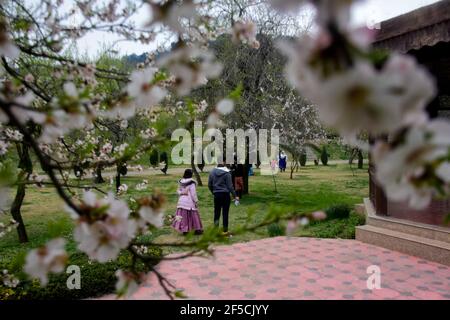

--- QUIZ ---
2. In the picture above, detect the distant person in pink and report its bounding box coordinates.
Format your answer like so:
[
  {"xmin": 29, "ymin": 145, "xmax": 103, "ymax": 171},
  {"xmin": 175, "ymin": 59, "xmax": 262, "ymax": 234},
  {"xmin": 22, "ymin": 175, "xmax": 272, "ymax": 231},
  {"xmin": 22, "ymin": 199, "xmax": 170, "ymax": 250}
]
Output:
[{"xmin": 172, "ymin": 169, "xmax": 203, "ymax": 235}]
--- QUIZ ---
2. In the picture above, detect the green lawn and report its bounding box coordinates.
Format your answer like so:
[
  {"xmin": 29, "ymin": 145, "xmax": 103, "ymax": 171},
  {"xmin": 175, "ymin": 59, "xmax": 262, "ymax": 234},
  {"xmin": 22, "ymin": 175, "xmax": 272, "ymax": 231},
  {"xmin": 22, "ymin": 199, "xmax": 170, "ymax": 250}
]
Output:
[{"xmin": 0, "ymin": 163, "xmax": 368, "ymax": 299}]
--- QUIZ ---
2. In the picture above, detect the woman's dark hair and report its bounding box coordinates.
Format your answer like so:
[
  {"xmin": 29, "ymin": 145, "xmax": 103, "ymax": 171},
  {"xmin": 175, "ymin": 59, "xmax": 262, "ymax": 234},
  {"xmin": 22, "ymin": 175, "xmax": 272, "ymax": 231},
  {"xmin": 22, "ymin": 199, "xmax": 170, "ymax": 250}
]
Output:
[{"xmin": 183, "ymin": 169, "xmax": 193, "ymax": 179}]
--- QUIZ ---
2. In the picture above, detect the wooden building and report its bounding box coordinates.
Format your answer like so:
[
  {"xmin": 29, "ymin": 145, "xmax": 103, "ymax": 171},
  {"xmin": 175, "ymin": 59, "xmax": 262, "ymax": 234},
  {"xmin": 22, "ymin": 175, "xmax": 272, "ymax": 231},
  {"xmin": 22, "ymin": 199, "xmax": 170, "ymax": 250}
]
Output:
[{"xmin": 356, "ymin": 0, "xmax": 450, "ymax": 265}]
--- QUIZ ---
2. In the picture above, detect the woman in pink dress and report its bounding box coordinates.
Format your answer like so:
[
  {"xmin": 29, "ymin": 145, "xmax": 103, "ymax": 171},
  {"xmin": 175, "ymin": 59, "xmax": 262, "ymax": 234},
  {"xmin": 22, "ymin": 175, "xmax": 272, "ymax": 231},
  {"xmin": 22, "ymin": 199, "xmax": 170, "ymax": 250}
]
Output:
[{"xmin": 172, "ymin": 169, "xmax": 203, "ymax": 235}]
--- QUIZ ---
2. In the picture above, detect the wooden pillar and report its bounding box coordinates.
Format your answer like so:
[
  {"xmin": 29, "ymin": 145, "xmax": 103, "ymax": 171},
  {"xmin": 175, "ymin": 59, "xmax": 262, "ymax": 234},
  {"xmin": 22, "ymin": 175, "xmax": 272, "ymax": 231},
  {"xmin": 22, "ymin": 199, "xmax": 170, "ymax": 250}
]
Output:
[{"xmin": 369, "ymin": 135, "xmax": 388, "ymax": 216}]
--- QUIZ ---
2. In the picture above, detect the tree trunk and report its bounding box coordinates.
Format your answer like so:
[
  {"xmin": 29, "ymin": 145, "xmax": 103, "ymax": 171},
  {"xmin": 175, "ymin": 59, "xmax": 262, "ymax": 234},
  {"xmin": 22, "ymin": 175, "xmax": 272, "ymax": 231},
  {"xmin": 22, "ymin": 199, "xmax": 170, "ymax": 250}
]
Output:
[
  {"xmin": 243, "ymin": 137, "xmax": 250, "ymax": 195},
  {"xmin": 349, "ymin": 148, "xmax": 357, "ymax": 165},
  {"xmin": 191, "ymin": 154, "xmax": 203, "ymax": 186},
  {"xmin": 115, "ymin": 165, "xmax": 121, "ymax": 192},
  {"xmin": 358, "ymin": 150, "xmax": 364, "ymax": 169},
  {"xmin": 11, "ymin": 142, "xmax": 32, "ymax": 243},
  {"xmin": 11, "ymin": 180, "xmax": 28, "ymax": 243},
  {"xmin": 290, "ymin": 160, "xmax": 299, "ymax": 179},
  {"xmin": 95, "ymin": 165, "xmax": 105, "ymax": 183},
  {"xmin": 256, "ymin": 151, "xmax": 261, "ymax": 169}
]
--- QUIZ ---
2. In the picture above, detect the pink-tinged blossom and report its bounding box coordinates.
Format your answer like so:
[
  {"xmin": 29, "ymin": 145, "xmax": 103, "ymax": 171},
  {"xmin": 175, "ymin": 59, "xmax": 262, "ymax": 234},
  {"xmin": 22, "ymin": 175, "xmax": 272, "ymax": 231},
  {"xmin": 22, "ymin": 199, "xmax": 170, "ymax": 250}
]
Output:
[
  {"xmin": 147, "ymin": 1, "xmax": 197, "ymax": 33},
  {"xmin": 312, "ymin": 211, "xmax": 327, "ymax": 221},
  {"xmin": 286, "ymin": 219, "xmax": 298, "ymax": 236},
  {"xmin": 137, "ymin": 194, "xmax": 166, "ymax": 229}
]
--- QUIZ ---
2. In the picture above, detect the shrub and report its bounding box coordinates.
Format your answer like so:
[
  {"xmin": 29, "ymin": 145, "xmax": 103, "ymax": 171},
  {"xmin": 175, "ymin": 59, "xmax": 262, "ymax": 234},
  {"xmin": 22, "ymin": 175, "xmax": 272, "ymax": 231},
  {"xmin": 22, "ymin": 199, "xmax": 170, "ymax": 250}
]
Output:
[
  {"xmin": 160, "ymin": 152, "xmax": 168, "ymax": 164},
  {"xmin": 320, "ymin": 147, "xmax": 329, "ymax": 166},
  {"xmin": 299, "ymin": 150, "xmax": 307, "ymax": 167},
  {"xmin": 325, "ymin": 204, "xmax": 351, "ymax": 220},
  {"xmin": 119, "ymin": 164, "xmax": 128, "ymax": 176},
  {"xmin": 160, "ymin": 151, "xmax": 169, "ymax": 174},
  {"xmin": 267, "ymin": 223, "xmax": 284, "ymax": 237},
  {"xmin": 149, "ymin": 149, "xmax": 159, "ymax": 167},
  {"xmin": 0, "ymin": 248, "xmax": 162, "ymax": 300},
  {"xmin": 298, "ymin": 212, "xmax": 365, "ymax": 239}
]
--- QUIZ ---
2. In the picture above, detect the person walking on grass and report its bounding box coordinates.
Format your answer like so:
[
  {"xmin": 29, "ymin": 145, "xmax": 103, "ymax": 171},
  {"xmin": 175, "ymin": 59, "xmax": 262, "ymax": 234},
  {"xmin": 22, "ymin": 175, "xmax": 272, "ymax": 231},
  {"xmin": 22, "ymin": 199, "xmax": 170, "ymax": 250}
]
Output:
[
  {"xmin": 231, "ymin": 155, "xmax": 245, "ymax": 199},
  {"xmin": 208, "ymin": 160, "xmax": 239, "ymax": 236},
  {"xmin": 172, "ymin": 169, "xmax": 203, "ymax": 235},
  {"xmin": 278, "ymin": 150, "xmax": 287, "ymax": 172}
]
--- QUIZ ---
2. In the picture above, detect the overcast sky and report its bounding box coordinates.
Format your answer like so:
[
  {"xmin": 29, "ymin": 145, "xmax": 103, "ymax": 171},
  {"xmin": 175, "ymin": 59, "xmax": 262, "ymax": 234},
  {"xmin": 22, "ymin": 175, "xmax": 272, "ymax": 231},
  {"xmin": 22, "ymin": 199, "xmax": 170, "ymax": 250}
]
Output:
[{"xmin": 74, "ymin": 0, "xmax": 442, "ymax": 57}]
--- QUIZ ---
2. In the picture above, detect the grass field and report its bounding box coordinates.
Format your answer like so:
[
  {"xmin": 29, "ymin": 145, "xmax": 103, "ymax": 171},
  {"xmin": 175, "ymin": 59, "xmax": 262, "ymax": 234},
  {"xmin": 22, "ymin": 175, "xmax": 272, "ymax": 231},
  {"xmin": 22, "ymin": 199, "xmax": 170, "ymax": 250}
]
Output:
[{"xmin": 0, "ymin": 163, "xmax": 368, "ymax": 299}]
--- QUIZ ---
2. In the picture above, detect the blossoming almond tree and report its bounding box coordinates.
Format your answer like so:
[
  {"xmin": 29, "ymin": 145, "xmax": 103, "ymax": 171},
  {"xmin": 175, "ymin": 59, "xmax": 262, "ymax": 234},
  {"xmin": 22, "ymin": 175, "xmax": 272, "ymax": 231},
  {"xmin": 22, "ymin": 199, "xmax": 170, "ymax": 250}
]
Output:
[{"xmin": 0, "ymin": 0, "xmax": 329, "ymax": 298}]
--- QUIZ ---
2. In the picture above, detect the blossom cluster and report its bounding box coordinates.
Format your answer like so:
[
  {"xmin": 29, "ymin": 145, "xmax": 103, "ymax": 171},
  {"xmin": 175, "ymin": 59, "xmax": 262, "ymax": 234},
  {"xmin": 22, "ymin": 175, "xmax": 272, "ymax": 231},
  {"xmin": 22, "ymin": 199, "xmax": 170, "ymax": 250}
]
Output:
[
  {"xmin": 1, "ymin": 269, "xmax": 19, "ymax": 288},
  {"xmin": 272, "ymin": 0, "xmax": 449, "ymax": 209},
  {"xmin": 67, "ymin": 191, "xmax": 137, "ymax": 263},
  {"xmin": 0, "ymin": 219, "xmax": 18, "ymax": 238}
]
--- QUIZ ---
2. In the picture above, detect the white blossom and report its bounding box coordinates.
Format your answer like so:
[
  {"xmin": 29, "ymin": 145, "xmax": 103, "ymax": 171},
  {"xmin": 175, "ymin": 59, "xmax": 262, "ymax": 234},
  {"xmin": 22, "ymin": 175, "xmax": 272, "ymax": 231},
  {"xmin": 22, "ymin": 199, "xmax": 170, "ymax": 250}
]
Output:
[
  {"xmin": 379, "ymin": 54, "xmax": 436, "ymax": 128},
  {"xmin": 135, "ymin": 183, "xmax": 147, "ymax": 191},
  {"xmin": 4, "ymin": 128, "xmax": 23, "ymax": 141},
  {"xmin": 70, "ymin": 192, "xmax": 137, "ymax": 262},
  {"xmin": 126, "ymin": 67, "xmax": 166, "ymax": 112},
  {"xmin": 138, "ymin": 206, "xmax": 164, "ymax": 228},
  {"xmin": 0, "ymin": 141, "xmax": 9, "ymax": 155},
  {"xmin": 115, "ymin": 270, "xmax": 140, "ymax": 298},
  {"xmin": 24, "ymin": 238, "xmax": 67, "ymax": 286},
  {"xmin": 39, "ymin": 110, "xmax": 90, "ymax": 143},
  {"xmin": 115, "ymin": 143, "xmax": 128, "ymax": 157},
  {"xmin": 157, "ymin": 46, "xmax": 222, "ymax": 96},
  {"xmin": 198, "ymin": 100, "xmax": 208, "ymax": 113},
  {"xmin": 63, "ymin": 82, "xmax": 78, "ymax": 98},
  {"xmin": 374, "ymin": 120, "xmax": 450, "ymax": 209},
  {"xmin": 299, "ymin": 217, "xmax": 309, "ymax": 226},
  {"xmin": 216, "ymin": 99, "xmax": 234, "ymax": 115},
  {"xmin": 140, "ymin": 128, "xmax": 156, "ymax": 139},
  {"xmin": 117, "ymin": 184, "xmax": 128, "ymax": 195}
]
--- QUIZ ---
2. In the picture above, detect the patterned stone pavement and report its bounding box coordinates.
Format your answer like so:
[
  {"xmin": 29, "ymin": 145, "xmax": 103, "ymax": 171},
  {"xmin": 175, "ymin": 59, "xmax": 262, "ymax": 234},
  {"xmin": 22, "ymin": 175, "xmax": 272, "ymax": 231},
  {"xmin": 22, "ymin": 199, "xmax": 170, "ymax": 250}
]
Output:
[{"xmin": 101, "ymin": 237, "xmax": 450, "ymax": 300}]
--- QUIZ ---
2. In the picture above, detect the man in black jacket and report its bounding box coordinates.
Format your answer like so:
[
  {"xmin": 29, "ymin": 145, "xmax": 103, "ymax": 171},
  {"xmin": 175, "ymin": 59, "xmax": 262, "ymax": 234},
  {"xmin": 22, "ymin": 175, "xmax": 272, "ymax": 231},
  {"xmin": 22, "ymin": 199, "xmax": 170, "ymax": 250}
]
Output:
[{"xmin": 208, "ymin": 161, "xmax": 239, "ymax": 235}]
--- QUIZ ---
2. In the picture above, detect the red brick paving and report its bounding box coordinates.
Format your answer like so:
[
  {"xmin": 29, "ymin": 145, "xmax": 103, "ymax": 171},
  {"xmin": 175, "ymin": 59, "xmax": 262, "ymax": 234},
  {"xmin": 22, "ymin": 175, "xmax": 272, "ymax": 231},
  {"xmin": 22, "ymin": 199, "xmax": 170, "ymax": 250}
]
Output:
[{"xmin": 100, "ymin": 237, "xmax": 450, "ymax": 300}]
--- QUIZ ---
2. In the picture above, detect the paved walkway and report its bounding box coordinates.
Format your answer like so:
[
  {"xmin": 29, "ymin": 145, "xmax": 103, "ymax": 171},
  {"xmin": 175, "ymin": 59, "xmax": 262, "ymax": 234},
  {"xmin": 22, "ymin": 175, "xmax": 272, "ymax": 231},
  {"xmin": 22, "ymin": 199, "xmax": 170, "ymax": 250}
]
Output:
[{"xmin": 102, "ymin": 237, "xmax": 450, "ymax": 300}]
